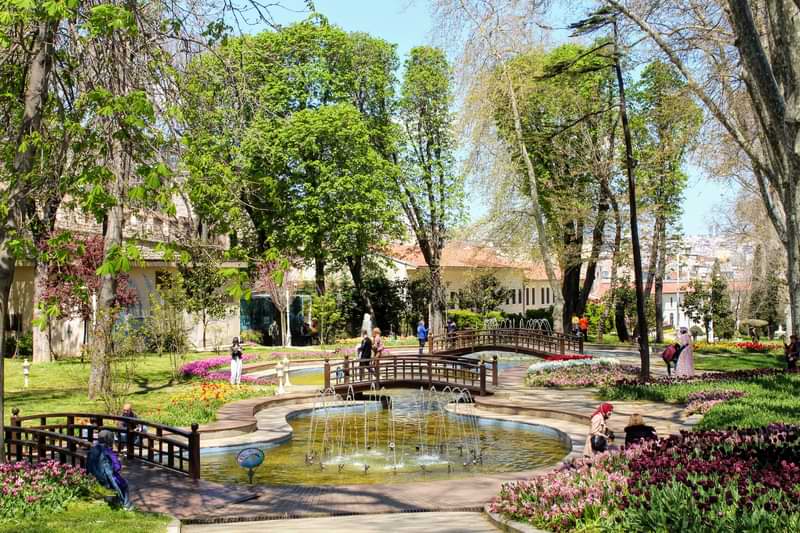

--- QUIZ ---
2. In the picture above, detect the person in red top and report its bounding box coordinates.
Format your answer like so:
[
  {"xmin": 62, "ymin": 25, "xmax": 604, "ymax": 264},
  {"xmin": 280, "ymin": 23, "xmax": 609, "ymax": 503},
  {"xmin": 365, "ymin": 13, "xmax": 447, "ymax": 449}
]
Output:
[{"xmin": 578, "ymin": 316, "xmax": 589, "ymax": 339}]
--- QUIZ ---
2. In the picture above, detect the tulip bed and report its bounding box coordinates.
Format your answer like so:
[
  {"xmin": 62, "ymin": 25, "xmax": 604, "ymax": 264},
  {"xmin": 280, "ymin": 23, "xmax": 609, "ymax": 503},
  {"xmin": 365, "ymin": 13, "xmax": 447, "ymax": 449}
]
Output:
[
  {"xmin": 491, "ymin": 425, "xmax": 800, "ymax": 532},
  {"xmin": 602, "ymin": 369, "xmax": 800, "ymax": 430},
  {"xmin": 0, "ymin": 461, "xmax": 92, "ymax": 520},
  {"xmin": 526, "ymin": 359, "xmax": 640, "ymax": 388}
]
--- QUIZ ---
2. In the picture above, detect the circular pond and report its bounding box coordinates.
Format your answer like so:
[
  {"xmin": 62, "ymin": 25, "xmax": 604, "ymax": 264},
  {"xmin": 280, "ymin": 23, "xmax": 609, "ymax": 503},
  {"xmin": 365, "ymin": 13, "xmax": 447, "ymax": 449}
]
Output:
[{"xmin": 200, "ymin": 388, "xmax": 569, "ymax": 485}]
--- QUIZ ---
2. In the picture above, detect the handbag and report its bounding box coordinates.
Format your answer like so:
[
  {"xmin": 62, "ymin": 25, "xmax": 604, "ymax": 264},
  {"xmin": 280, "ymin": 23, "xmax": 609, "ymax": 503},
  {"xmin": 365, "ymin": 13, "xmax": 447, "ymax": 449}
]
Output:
[{"xmin": 591, "ymin": 434, "xmax": 608, "ymax": 452}]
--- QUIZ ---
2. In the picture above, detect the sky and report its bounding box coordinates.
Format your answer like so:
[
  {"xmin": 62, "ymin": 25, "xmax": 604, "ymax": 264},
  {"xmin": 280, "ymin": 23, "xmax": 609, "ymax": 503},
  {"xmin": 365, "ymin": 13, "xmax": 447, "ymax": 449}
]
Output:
[{"xmin": 267, "ymin": 0, "xmax": 728, "ymax": 236}]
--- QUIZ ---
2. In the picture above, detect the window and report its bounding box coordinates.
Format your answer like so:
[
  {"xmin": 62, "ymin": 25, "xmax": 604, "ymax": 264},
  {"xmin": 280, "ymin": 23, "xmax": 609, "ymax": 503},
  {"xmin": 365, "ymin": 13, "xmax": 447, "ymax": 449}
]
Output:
[
  {"xmin": 532, "ymin": 288, "xmax": 536, "ymax": 305},
  {"xmin": 511, "ymin": 290, "xmax": 516, "ymax": 305},
  {"xmin": 546, "ymin": 287, "xmax": 551, "ymax": 304},
  {"xmin": 670, "ymin": 297, "xmax": 674, "ymax": 306},
  {"xmin": 526, "ymin": 288, "xmax": 530, "ymax": 305},
  {"xmin": 669, "ymin": 313, "xmax": 674, "ymax": 326},
  {"xmin": 541, "ymin": 287, "xmax": 545, "ymax": 304},
  {"xmin": 518, "ymin": 289, "xmax": 523, "ymax": 304}
]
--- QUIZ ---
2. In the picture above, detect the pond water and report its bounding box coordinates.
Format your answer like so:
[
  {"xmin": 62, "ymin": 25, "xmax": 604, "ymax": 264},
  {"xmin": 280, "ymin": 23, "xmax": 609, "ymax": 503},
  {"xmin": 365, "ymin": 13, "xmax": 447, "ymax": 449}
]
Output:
[{"xmin": 200, "ymin": 388, "xmax": 568, "ymax": 485}]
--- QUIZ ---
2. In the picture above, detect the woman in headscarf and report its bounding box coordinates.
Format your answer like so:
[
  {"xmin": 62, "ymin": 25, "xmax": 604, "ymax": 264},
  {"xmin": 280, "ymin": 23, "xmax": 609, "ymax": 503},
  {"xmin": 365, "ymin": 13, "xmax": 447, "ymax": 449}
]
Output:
[
  {"xmin": 584, "ymin": 402, "xmax": 614, "ymax": 456},
  {"xmin": 675, "ymin": 326, "xmax": 695, "ymax": 377}
]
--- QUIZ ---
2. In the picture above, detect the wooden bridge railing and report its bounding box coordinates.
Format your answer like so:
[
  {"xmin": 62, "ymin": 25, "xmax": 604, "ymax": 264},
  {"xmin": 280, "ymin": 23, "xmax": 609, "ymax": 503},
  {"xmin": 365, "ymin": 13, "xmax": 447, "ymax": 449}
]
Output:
[
  {"xmin": 4, "ymin": 409, "xmax": 201, "ymax": 480},
  {"xmin": 323, "ymin": 355, "xmax": 499, "ymax": 396},
  {"xmin": 428, "ymin": 328, "xmax": 584, "ymax": 356}
]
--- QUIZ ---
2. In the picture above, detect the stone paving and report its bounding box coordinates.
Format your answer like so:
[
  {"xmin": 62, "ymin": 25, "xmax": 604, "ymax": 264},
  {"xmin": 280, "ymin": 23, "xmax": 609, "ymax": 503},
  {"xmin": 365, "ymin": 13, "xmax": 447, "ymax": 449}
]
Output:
[
  {"xmin": 127, "ymin": 350, "xmax": 695, "ymax": 527},
  {"xmin": 183, "ymin": 511, "xmax": 503, "ymax": 533}
]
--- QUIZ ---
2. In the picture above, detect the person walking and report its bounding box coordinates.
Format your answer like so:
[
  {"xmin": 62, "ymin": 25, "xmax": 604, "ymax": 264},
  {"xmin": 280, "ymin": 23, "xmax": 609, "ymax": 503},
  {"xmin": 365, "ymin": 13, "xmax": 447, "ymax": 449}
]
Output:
[
  {"xmin": 784, "ymin": 334, "xmax": 799, "ymax": 371},
  {"xmin": 230, "ymin": 336, "xmax": 243, "ymax": 386},
  {"xmin": 87, "ymin": 430, "xmax": 132, "ymax": 510},
  {"xmin": 578, "ymin": 316, "xmax": 589, "ymax": 339},
  {"xmin": 417, "ymin": 320, "xmax": 428, "ymax": 355},
  {"xmin": 358, "ymin": 329, "xmax": 373, "ymax": 380},
  {"xmin": 571, "ymin": 315, "xmax": 580, "ymax": 336},
  {"xmin": 584, "ymin": 402, "xmax": 614, "ymax": 456},
  {"xmin": 675, "ymin": 326, "xmax": 695, "ymax": 377},
  {"xmin": 623, "ymin": 414, "xmax": 657, "ymax": 447},
  {"xmin": 372, "ymin": 327, "xmax": 385, "ymax": 382}
]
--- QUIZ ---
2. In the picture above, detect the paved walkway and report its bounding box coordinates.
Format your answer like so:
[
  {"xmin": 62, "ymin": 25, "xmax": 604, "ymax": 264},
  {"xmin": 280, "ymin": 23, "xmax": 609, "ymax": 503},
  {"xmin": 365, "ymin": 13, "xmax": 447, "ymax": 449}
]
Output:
[
  {"xmin": 127, "ymin": 353, "xmax": 694, "ymax": 526},
  {"xmin": 184, "ymin": 511, "xmax": 501, "ymax": 533}
]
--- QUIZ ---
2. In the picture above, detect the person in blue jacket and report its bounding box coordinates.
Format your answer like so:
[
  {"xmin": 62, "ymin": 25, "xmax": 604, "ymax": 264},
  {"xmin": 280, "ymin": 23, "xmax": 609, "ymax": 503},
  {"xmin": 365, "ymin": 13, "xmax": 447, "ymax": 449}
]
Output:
[
  {"xmin": 86, "ymin": 430, "xmax": 132, "ymax": 510},
  {"xmin": 417, "ymin": 320, "xmax": 428, "ymax": 355}
]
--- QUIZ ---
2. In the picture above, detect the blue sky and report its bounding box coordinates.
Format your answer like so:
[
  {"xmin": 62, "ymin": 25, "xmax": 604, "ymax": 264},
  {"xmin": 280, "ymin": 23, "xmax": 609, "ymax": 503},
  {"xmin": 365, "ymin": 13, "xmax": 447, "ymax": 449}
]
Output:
[{"xmin": 269, "ymin": 0, "xmax": 726, "ymax": 235}]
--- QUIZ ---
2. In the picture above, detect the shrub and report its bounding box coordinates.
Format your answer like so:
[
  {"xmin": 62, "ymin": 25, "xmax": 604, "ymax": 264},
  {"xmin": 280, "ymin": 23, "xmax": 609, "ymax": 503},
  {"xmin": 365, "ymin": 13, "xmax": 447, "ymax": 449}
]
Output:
[
  {"xmin": 240, "ymin": 329, "xmax": 263, "ymax": 344},
  {"xmin": 0, "ymin": 461, "xmax": 93, "ymax": 520},
  {"xmin": 448, "ymin": 309, "xmax": 483, "ymax": 330}
]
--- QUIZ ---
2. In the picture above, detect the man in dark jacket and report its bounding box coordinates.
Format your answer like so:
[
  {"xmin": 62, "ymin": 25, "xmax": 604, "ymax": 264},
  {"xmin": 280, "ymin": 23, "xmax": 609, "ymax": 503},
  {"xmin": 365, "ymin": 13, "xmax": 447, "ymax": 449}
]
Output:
[
  {"xmin": 87, "ymin": 430, "xmax": 132, "ymax": 509},
  {"xmin": 358, "ymin": 329, "xmax": 373, "ymax": 380}
]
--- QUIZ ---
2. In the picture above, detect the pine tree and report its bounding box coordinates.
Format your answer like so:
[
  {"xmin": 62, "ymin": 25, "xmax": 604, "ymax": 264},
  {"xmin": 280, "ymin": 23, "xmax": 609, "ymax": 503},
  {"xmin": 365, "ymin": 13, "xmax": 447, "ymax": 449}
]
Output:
[{"xmin": 709, "ymin": 261, "xmax": 735, "ymax": 339}]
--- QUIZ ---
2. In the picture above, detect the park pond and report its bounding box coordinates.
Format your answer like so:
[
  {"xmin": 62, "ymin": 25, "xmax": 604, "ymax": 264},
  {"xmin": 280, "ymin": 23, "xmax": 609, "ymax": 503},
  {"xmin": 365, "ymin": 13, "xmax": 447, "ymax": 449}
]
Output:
[{"xmin": 200, "ymin": 387, "xmax": 569, "ymax": 485}]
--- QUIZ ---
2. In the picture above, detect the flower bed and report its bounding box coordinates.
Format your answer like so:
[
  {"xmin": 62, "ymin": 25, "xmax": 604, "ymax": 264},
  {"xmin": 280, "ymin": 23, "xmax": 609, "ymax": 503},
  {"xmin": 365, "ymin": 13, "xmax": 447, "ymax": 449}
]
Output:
[
  {"xmin": 0, "ymin": 461, "xmax": 93, "ymax": 520},
  {"xmin": 491, "ymin": 425, "xmax": 800, "ymax": 532},
  {"xmin": 526, "ymin": 358, "xmax": 639, "ymax": 388},
  {"xmin": 735, "ymin": 341, "xmax": 770, "ymax": 353},
  {"xmin": 146, "ymin": 382, "xmax": 276, "ymax": 427},
  {"xmin": 542, "ymin": 354, "xmax": 593, "ymax": 361},
  {"xmin": 685, "ymin": 390, "xmax": 746, "ymax": 415},
  {"xmin": 180, "ymin": 354, "xmax": 256, "ymax": 379},
  {"xmin": 694, "ymin": 341, "xmax": 783, "ymax": 354}
]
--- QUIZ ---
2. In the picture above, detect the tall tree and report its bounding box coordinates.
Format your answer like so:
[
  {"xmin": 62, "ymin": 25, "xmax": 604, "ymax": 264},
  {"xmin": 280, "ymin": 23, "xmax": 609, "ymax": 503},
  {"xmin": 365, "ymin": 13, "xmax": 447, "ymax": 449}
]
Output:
[
  {"xmin": 632, "ymin": 60, "xmax": 702, "ymax": 342},
  {"xmin": 606, "ymin": 0, "xmax": 800, "ymax": 347},
  {"xmin": 709, "ymin": 260, "xmax": 735, "ymax": 339},
  {"xmin": 431, "ymin": 0, "xmax": 566, "ymax": 332},
  {"xmin": 396, "ymin": 46, "xmax": 462, "ymax": 335}
]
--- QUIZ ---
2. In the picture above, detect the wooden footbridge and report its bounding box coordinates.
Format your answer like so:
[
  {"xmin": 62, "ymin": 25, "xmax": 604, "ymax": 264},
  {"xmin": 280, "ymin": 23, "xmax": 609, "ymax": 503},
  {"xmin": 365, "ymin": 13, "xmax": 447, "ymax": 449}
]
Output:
[
  {"xmin": 323, "ymin": 327, "xmax": 586, "ymax": 397},
  {"xmin": 3, "ymin": 409, "xmax": 201, "ymax": 479},
  {"xmin": 428, "ymin": 327, "xmax": 585, "ymax": 358}
]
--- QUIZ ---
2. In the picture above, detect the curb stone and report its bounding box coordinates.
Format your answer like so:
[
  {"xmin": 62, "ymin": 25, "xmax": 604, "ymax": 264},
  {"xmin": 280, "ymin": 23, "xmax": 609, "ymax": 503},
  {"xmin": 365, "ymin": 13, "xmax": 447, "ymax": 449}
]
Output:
[{"xmin": 484, "ymin": 505, "xmax": 550, "ymax": 533}]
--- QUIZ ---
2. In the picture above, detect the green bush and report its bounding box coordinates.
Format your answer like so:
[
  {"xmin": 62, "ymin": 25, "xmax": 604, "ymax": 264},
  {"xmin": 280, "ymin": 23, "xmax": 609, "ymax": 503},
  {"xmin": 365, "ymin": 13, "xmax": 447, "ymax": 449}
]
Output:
[
  {"xmin": 448, "ymin": 309, "xmax": 483, "ymax": 329},
  {"xmin": 240, "ymin": 329, "xmax": 263, "ymax": 344}
]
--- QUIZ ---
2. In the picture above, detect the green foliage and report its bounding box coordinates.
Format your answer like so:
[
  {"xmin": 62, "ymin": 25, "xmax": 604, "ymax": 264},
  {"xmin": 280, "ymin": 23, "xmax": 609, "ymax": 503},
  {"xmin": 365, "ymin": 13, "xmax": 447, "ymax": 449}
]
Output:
[
  {"xmin": 4, "ymin": 332, "xmax": 32, "ymax": 357},
  {"xmin": 748, "ymin": 246, "xmax": 785, "ymax": 337},
  {"xmin": 312, "ymin": 292, "xmax": 347, "ymax": 344},
  {"xmin": 240, "ymin": 329, "xmax": 263, "ymax": 345},
  {"xmin": 455, "ymin": 272, "xmax": 510, "ymax": 314},
  {"xmin": 447, "ymin": 309, "xmax": 483, "ymax": 330},
  {"xmin": 0, "ymin": 499, "xmax": 170, "ymax": 533},
  {"xmin": 601, "ymin": 372, "xmax": 800, "ymax": 430},
  {"xmin": 610, "ymin": 479, "xmax": 800, "ymax": 533},
  {"xmin": 682, "ymin": 262, "xmax": 734, "ymax": 341},
  {"xmin": 142, "ymin": 273, "xmax": 190, "ymax": 378},
  {"xmin": 0, "ymin": 462, "xmax": 93, "ymax": 521},
  {"xmin": 178, "ymin": 249, "xmax": 230, "ymax": 348},
  {"xmin": 406, "ymin": 277, "xmax": 432, "ymax": 333}
]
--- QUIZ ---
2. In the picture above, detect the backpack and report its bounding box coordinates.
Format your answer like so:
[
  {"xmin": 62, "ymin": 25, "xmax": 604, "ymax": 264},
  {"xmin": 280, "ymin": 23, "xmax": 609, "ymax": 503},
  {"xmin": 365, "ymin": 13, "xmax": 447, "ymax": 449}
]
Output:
[{"xmin": 661, "ymin": 344, "xmax": 677, "ymax": 363}]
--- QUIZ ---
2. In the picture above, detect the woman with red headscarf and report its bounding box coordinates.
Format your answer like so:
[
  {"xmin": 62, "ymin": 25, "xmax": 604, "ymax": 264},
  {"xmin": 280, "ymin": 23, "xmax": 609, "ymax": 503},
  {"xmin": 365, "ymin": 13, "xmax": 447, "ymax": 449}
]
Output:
[{"xmin": 583, "ymin": 402, "xmax": 614, "ymax": 456}]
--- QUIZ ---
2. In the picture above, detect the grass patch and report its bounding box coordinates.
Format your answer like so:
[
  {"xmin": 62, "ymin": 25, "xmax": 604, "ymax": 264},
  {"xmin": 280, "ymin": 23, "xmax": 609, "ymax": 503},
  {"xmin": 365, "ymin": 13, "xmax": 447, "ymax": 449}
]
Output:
[
  {"xmin": 601, "ymin": 371, "xmax": 800, "ymax": 430},
  {"xmin": 0, "ymin": 500, "xmax": 170, "ymax": 533},
  {"xmin": 695, "ymin": 353, "xmax": 785, "ymax": 372}
]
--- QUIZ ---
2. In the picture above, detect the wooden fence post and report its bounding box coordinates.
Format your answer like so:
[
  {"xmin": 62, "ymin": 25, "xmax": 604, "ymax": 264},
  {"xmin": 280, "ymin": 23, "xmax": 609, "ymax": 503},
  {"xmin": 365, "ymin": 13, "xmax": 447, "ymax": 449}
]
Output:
[
  {"xmin": 189, "ymin": 423, "xmax": 200, "ymax": 480},
  {"xmin": 126, "ymin": 419, "xmax": 135, "ymax": 460},
  {"xmin": 492, "ymin": 355, "xmax": 499, "ymax": 386},
  {"xmin": 324, "ymin": 359, "xmax": 331, "ymax": 390},
  {"xmin": 66, "ymin": 415, "xmax": 76, "ymax": 461},
  {"xmin": 559, "ymin": 336, "xmax": 565, "ymax": 355},
  {"xmin": 343, "ymin": 354, "xmax": 350, "ymax": 384},
  {"xmin": 479, "ymin": 364, "xmax": 487, "ymax": 396},
  {"xmin": 10, "ymin": 408, "xmax": 20, "ymax": 460},
  {"xmin": 579, "ymin": 335, "xmax": 584, "ymax": 354},
  {"xmin": 427, "ymin": 359, "xmax": 433, "ymax": 386}
]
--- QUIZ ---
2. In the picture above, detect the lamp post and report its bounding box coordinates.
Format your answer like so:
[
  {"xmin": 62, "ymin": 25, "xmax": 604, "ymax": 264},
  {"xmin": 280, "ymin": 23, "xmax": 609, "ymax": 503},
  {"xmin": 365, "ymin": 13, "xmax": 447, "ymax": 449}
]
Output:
[
  {"xmin": 22, "ymin": 358, "xmax": 30, "ymax": 388},
  {"xmin": 276, "ymin": 362, "xmax": 285, "ymax": 395},
  {"xmin": 283, "ymin": 356, "xmax": 291, "ymax": 387}
]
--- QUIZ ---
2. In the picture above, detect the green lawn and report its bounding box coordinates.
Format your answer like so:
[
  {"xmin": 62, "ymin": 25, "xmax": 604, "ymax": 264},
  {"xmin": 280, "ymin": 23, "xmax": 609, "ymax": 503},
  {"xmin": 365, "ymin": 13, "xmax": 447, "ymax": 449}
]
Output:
[
  {"xmin": 601, "ymin": 371, "xmax": 800, "ymax": 430},
  {"xmin": 694, "ymin": 352, "xmax": 785, "ymax": 372},
  {"xmin": 0, "ymin": 500, "xmax": 170, "ymax": 533}
]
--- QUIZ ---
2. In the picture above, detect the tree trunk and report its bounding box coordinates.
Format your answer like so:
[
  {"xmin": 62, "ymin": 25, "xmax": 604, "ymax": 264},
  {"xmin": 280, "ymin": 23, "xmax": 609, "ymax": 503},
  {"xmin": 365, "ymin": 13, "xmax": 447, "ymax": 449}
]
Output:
[
  {"xmin": 347, "ymin": 255, "xmax": 376, "ymax": 328},
  {"xmin": 561, "ymin": 220, "xmax": 583, "ymax": 328},
  {"xmin": 500, "ymin": 66, "xmax": 564, "ymax": 332},
  {"xmin": 787, "ymin": 218, "xmax": 800, "ymax": 338},
  {"xmin": 615, "ymin": 300, "xmax": 630, "ymax": 341},
  {"xmin": 644, "ymin": 216, "xmax": 661, "ymax": 297},
  {"xmin": 0, "ymin": 18, "xmax": 57, "ymax": 460},
  {"xmin": 0, "ymin": 246, "xmax": 14, "ymax": 463},
  {"xmin": 614, "ymin": 21, "xmax": 649, "ymax": 379},
  {"xmin": 654, "ymin": 217, "xmax": 667, "ymax": 342},
  {"xmin": 579, "ymin": 188, "xmax": 609, "ymax": 316},
  {"xmin": 89, "ymin": 173, "xmax": 125, "ymax": 399},
  {"xmin": 32, "ymin": 261, "xmax": 52, "ymax": 362},
  {"xmin": 429, "ymin": 262, "xmax": 446, "ymax": 335},
  {"xmin": 314, "ymin": 255, "xmax": 326, "ymax": 296}
]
